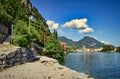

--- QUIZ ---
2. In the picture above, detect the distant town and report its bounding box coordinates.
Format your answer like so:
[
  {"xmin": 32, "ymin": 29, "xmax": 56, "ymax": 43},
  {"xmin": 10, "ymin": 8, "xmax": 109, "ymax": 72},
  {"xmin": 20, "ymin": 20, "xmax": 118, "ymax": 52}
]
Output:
[
  {"xmin": 59, "ymin": 36, "xmax": 120, "ymax": 53},
  {"xmin": 71, "ymin": 45, "xmax": 102, "ymax": 53}
]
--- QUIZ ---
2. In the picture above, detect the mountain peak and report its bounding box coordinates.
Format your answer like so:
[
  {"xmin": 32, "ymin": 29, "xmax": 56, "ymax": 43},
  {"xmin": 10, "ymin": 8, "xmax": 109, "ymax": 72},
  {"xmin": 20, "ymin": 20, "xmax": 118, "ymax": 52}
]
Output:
[
  {"xmin": 83, "ymin": 36, "xmax": 95, "ymax": 40},
  {"xmin": 59, "ymin": 36, "xmax": 104, "ymax": 48},
  {"xmin": 59, "ymin": 36, "xmax": 75, "ymax": 47},
  {"xmin": 78, "ymin": 36, "xmax": 104, "ymax": 48},
  {"xmin": 84, "ymin": 36, "xmax": 90, "ymax": 38}
]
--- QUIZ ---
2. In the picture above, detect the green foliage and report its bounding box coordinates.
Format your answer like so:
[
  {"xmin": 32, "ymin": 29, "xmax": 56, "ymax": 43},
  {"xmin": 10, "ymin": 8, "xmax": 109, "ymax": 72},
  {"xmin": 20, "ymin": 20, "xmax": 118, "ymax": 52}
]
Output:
[
  {"xmin": 13, "ymin": 20, "xmax": 31, "ymax": 47},
  {"xmin": 0, "ymin": 0, "xmax": 51, "ymax": 53},
  {"xmin": 0, "ymin": 0, "xmax": 28, "ymax": 25},
  {"xmin": 13, "ymin": 35, "xmax": 30, "ymax": 47},
  {"xmin": 13, "ymin": 20, "xmax": 42, "ymax": 47},
  {"xmin": 45, "ymin": 31, "xmax": 64, "ymax": 63},
  {"xmin": 0, "ymin": 3, "xmax": 13, "ymax": 26},
  {"xmin": 45, "ymin": 35, "xmax": 64, "ymax": 63},
  {"xmin": 13, "ymin": 20, "xmax": 28, "ymax": 35},
  {"xmin": 0, "ymin": 0, "xmax": 50, "ymax": 38},
  {"xmin": 28, "ymin": 26, "xmax": 42, "ymax": 42},
  {"xmin": 66, "ymin": 46, "xmax": 72, "ymax": 53},
  {"xmin": 53, "ymin": 30, "xmax": 58, "ymax": 40},
  {"xmin": 101, "ymin": 45, "xmax": 115, "ymax": 52},
  {"xmin": 116, "ymin": 47, "xmax": 120, "ymax": 52}
]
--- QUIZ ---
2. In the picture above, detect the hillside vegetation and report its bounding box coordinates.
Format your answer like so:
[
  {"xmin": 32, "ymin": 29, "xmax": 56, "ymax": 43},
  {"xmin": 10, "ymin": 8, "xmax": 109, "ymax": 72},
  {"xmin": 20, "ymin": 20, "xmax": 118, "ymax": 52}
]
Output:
[
  {"xmin": 0, "ymin": 0, "xmax": 51, "ymax": 46},
  {"xmin": 0, "ymin": 0, "xmax": 65, "ymax": 63}
]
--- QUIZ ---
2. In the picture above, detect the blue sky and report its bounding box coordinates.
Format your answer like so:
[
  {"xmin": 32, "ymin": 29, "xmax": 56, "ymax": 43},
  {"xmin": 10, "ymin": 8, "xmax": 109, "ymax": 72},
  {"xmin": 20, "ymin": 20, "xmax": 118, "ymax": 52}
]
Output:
[{"xmin": 30, "ymin": 0, "xmax": 120, "ymax": 46}]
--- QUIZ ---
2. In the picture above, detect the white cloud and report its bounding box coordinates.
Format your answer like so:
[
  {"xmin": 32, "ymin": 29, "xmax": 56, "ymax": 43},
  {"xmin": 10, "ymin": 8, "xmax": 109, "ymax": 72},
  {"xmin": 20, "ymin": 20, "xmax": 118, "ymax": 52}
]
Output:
[
  {"xmin": 101, "ymin": 41, "xmax": 110, "ymax": 45},
  {"xmin": 79, "ymin": 27, "xmax": 94, "ymax": 34},
  {"xmin": 62, "ymin": 18, "xmax": 94, "ymax": 34},
  {"xmin": 47, "ymin": 18, "xmax": 94, "ymax": 34},
  {"xmin": 63, "ymin": 18, "xmax": 88, "ymax": 29},
  {"xmin": 46, "ymin": 20, "xmax": 59, "ymax": 30},
  {"xmin": 46, "ymin": 20, "xmax": 64, "ymax": 35}
]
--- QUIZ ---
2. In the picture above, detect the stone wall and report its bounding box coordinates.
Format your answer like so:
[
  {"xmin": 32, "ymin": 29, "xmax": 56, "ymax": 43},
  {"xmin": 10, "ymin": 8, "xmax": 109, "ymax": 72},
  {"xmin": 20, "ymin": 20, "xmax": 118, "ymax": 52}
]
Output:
[{"xmin": 0, "ymin": 47, "xmax": 39, "ymax": 69}]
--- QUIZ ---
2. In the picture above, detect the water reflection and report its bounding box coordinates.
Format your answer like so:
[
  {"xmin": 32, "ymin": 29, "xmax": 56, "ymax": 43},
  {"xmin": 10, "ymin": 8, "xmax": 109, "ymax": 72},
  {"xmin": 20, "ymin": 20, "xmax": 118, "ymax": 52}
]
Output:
[{"xmin": 65, "ymin": 52, "xmax": 120, "ymax": 79}]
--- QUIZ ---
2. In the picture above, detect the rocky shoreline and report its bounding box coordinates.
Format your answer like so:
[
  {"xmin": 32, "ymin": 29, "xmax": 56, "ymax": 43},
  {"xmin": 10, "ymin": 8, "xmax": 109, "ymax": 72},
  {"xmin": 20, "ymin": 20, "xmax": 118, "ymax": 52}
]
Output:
[{"xmin": 0, "ymin": 56, "xmax": 94, "ymax": 79}]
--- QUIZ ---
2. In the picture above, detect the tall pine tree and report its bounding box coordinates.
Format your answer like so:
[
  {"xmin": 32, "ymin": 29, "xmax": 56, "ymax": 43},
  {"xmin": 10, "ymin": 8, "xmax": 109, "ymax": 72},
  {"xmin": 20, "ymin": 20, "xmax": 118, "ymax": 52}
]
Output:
[{"xmin": 53, "ymin": 30, "xmax": 58, "ymax": 40}]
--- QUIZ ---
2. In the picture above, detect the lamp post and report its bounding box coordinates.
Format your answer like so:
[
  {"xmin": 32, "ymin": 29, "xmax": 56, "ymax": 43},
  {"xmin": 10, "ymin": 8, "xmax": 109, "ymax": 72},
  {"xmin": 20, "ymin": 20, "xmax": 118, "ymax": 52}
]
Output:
[
  {"xmin": 26, "ymin": 13, "xmax": 32, "ymax": 27},
  {"xmin": 28, "ymin": 16, "xmax": 30, "ymax": 27},
  {"xmin": 11, "ymin": 24, "xmax": 14, "ymax": 44},
  {"xmin": 44, "ymin": 35, "xmax": 45, "ymax": 47},
  {"xmin": 26, "ymin": 13, "xmax": 37, "ymax": 27}
]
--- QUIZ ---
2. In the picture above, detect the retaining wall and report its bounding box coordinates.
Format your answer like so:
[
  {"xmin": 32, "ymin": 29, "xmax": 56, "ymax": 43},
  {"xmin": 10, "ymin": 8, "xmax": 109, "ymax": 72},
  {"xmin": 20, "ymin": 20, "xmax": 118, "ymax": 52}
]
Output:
[{"xmin": 0, "ymin": 48, "xmax": 38, "ymax": 69}]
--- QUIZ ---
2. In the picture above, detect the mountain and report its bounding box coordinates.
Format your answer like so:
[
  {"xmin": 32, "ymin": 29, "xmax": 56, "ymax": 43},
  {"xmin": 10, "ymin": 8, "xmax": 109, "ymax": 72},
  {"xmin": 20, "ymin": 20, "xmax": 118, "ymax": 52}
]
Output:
[
  {"xmin": 59, "ymin": 36, "xmax": 75, "ymax": 47},
  {"xmin": 59, "ymin": 36, "xmax": 104, "ymax": 48},
  {"xmin": 76, "ymin": 36, "xmax": 104, "ymax": 48}
]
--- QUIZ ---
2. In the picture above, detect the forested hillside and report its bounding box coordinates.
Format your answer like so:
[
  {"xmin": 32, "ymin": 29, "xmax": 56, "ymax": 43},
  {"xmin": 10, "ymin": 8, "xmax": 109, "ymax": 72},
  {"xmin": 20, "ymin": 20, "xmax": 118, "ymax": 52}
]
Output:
[
  {"xmin": 0, "ymin": 0, "xmax": 51, "ymax": 46},
  {"xmin": 0, "ymin": 0, "xmax": 65, "ymax": 63}
]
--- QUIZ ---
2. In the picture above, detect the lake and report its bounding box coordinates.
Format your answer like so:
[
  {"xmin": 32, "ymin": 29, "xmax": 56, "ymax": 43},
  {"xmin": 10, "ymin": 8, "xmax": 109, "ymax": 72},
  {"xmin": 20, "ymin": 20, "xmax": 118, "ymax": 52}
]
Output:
[{"xmin": 65, "ymin": 52, "xmax": 120, "ymax": 79}]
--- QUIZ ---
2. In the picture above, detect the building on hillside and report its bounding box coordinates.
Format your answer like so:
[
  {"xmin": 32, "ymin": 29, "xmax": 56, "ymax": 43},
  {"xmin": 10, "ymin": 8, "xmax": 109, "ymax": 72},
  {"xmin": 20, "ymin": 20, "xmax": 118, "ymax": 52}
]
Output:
[
  {"xmin": 21, "ymin": 0, "xmax": 32, "ymax": 9},
  {"xmin": 26, "ymin": 13, "xmax": 37, "ymax": 27},
  {"xmin": 26, "ymin": 13, "xmax": 36, "ymax": 21},
  {"xmin": 60, "ymin": 42, "xmax": 66, "ymax": 51},
  {"xmin": 29, "ymin": 15, "xmax": 36, "ymax": 21}
]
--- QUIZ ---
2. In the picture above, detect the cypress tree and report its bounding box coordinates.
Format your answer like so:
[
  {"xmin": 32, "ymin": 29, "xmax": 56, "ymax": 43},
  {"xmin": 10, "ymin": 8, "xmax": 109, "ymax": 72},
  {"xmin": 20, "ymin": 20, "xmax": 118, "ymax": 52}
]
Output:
[{"xmin": 53, "ymin": 30, "xmax": 58, "ymax": 40}]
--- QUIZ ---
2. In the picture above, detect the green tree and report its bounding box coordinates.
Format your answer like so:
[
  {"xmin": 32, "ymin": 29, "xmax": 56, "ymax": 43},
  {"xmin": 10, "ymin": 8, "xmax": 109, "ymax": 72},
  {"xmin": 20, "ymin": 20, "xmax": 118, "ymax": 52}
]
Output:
[
  {"xmin": 13, "ymin": 35, "xmax": 31, "ymax": 47},
  {"xmin": 45, "ymin": 36, "xmax": 64, "ymax": 63},
  {"xmin": 13, "ymin": 20, "xmax": 41, "ymax": 47},
  {"xmin": 0, "ymin": 3, "xmax": 13, "ymax": 26},
  {"xmin": 28, "ymin": 26, "xmax": 42, "ymax": 42},
  {"xmin": 53, "ymin": 30, "xmax": 58, "ymax": 40},
  {"xmin": 66, "ymin": 46, "xmax": 72, "ymax": 53},
  {"xmin": 101, "ymin": 45, "xmax": 115, "ymax": 52},
  {"xmin": 13, "ymin": 20, "xmax": 28, "ymax": 35},
  {"xmin": 116, "ymin": 47, "xmax": 120, "ymax": 52},
  {"xmin": 13, "ymin": 20, "xmax": 32, "ymax": 47},
  {"xmin": 0, "ymin": 0, "xmax": 51, "ymax": 47}
]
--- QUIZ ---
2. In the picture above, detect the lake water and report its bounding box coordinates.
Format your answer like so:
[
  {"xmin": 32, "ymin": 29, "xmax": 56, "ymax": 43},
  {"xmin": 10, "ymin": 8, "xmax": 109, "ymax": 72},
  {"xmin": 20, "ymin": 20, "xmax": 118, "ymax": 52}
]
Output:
[{"xmin": 65, "ymin": 52, "xmax": 120, "ymax": 79}]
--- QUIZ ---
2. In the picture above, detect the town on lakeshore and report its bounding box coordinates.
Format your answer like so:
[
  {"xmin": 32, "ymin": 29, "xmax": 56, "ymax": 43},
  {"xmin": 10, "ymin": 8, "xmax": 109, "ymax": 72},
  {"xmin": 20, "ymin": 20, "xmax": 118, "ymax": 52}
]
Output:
[{"xmin": 59, "ymin": 36, "xmax": 120, "ymax": 53}]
